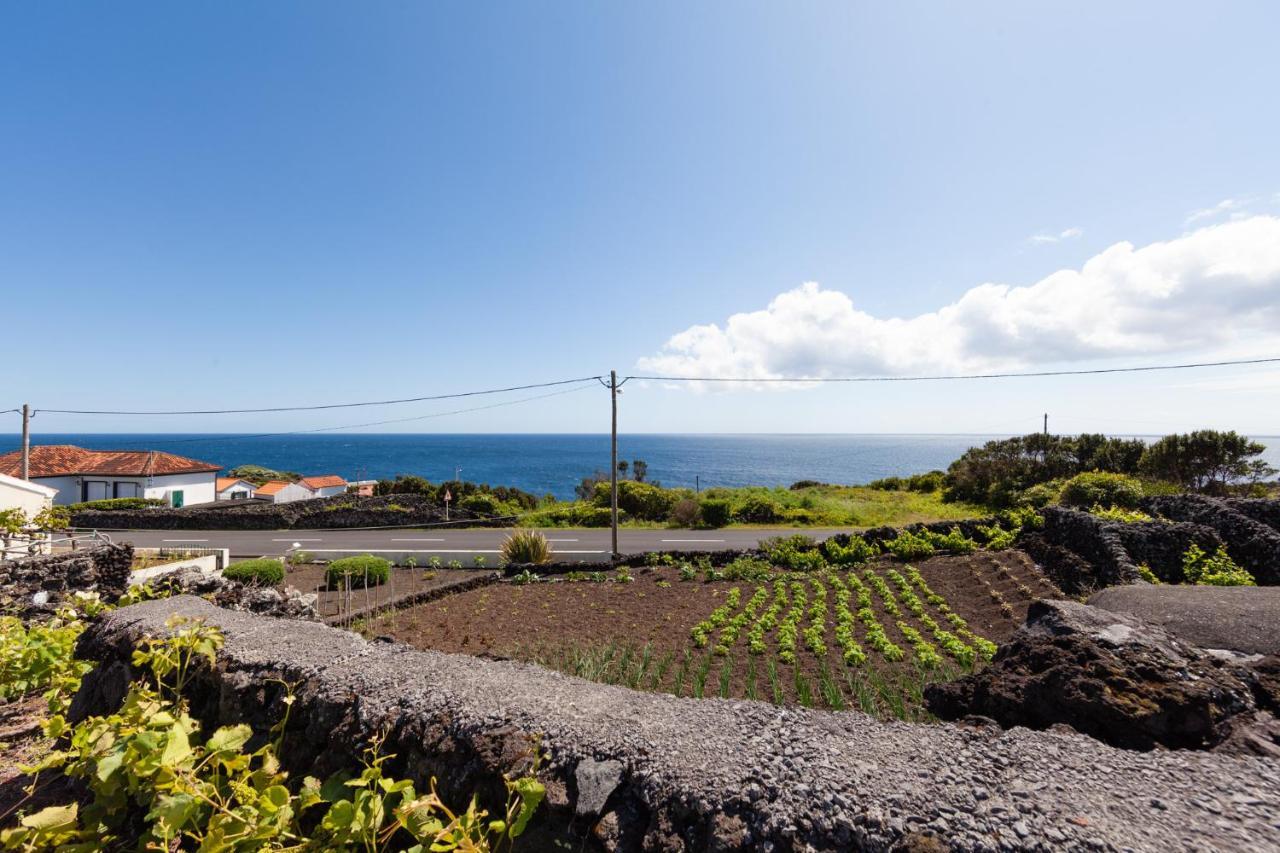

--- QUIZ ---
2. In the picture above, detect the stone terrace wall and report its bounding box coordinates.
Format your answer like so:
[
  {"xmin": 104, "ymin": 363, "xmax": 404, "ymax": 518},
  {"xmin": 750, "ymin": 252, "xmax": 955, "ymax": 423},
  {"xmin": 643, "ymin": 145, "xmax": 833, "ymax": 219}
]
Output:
[
  {"xmin": 70, "ymin": 597, "xmax": 1280, "ymax": 852},
  {"xmin": 1145, "ymin": 495, "xmax": 1280, "ymax": 585},
  {"xmin": 1019, "ymin": 508, "xmax": 1141, "ymax": 594},
  {"xmin": 0, "ymin": 543, "xmax": 133, "ymax": 616},
  {"xmin": 71, "ymin": 493, "xmax": 500, "ymax": 532}
]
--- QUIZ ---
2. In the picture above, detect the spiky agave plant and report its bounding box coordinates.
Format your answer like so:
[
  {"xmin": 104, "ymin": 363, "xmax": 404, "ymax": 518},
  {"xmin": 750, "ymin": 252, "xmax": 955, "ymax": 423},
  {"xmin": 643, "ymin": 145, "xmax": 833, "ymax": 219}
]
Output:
[{"xmin": 500, "ymin": 529, "xmax": 553, "ymax": 566}]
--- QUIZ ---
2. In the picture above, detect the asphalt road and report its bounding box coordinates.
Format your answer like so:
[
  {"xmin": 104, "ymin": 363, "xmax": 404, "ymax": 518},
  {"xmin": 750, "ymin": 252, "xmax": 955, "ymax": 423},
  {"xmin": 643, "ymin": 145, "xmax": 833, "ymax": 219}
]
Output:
[{"xmin": 85, "ymin": 526, "xmax": 851, "ymax": 558}]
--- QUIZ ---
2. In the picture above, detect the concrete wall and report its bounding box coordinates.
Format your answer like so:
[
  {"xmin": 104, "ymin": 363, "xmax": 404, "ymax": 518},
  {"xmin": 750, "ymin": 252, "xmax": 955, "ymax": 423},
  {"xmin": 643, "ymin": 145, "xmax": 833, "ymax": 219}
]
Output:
[{"xmin": 311, "ymin": 485, "xmax": 346, "ymax": 498}]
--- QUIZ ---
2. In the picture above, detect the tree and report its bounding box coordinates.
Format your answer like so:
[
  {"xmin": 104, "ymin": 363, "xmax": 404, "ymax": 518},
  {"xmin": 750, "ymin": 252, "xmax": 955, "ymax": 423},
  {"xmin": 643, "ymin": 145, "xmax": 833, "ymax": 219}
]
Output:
[
  {"xmin": 1138, "ymin": 430, "xmax": 1276, "ymax": 494},
  {"xmin": 632, "ymin": 459, "xmax": 648, "ymax": 483},
  {"xmin": 616, "ymin": 460, "xmax": 629, "ymax": 477},
  {"xmin": 575, "ymin": 470, "xmax": 611, "ymax": 501}
]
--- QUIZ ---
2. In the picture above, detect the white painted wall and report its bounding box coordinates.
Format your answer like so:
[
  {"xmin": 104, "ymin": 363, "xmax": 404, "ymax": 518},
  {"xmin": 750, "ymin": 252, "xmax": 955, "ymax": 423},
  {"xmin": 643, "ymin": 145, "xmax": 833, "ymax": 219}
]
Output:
[
  {"xmin": 0, "ymin": 474, "xmax": 57, "ymax": 517},
  {"xmin": 142, "ymin": 471, "xmax": 217, "ymax": 507},
  {"xmin": 31, "ymin": 476, "xmax": 81, "ymax": 505},
  {"xmin": 311, "ymin": 484, "xmax": 347, "ymax": 498},
  {"xmin": 217, "ymin": 481, "xmax": 256, "ymax": 500},
  {"xmin": 260, "ymin": 482, "xmax": 314, "ymax": 504}
]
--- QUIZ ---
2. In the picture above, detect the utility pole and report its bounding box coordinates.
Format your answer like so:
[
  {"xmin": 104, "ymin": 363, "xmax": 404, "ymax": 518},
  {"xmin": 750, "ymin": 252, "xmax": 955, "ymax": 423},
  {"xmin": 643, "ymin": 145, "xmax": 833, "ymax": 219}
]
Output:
[
  {"xmin": 609, "ymin": 370, "xmax": 619, "ymax": 561},
  {"xmin": 1043, "ymin": 413, "xmax": 1048, "ymax": 436},
  {"xmin": 20, "ymin": 404, "xmax": 31, "ymax": 481}
]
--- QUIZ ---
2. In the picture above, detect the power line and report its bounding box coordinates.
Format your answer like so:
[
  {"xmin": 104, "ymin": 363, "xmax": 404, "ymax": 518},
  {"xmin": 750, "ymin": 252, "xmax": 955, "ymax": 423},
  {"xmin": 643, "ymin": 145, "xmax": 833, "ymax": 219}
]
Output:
[
  {"xmin": 626, "ymin": 356, "xmax": 1280, "ymax": 384},
  {"xmin": 35, "ymin": 375, "xmax": 603, "ymax": 416},
  {"xmin": 106, "ymin": 381, "xmax": 601, "ymax": 446}
]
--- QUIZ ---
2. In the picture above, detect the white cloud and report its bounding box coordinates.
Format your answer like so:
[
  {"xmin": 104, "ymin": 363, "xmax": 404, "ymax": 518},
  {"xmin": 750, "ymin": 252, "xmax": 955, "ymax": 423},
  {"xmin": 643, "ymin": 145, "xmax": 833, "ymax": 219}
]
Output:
[
  {"xmin": 1186, "ymin": 197, "xmax": 1245, "ymax": 225},
  {"xmin": 638, "ymin": 216, "xmax": 1280, "ymax": 383},
  {"xmin": 1028, "ymin": 226, "xmax": 1083, "ymax": 244}
]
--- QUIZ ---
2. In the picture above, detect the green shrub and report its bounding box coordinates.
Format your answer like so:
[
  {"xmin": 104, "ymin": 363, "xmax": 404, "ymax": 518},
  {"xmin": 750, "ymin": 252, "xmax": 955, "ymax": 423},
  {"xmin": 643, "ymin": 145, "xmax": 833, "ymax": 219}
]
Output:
[
  {"xmin": 460, "ymin": 493, "xmax": 502, "ymax": 516},
  {"xmin": 821, "ymin": 535, "xmax": 878, "ymax": 566},
  {"xmin": 883, "ymin": 530, "xmax": 936, "ymax": 560},
  {"xmin": 1059, "ymin": 472, "xmax": 1144, "ymax": 509},
  {"xmin": 868, "ymin": 471, "xmax": 945, "ymax": 493},
  {"xmin": 669, "ymin": 498, "xmax": 701, "ymax": 527},
  {"xmin": 699, "ymin": 498, "xmax": 732, "ymax": 528},
  {"xmin": 760, "ymin": 534, "xmax": 825, "ymax": 571},
  {"xmin": 501, "ymin": 529, "xmax": 553, "ymax": 565},
  {"xmin": 325, "ymin": 555, "xmax": 391, "ymax": 588},
  {"xmin": 592, "ymin": 480, "xmax": 682, "ymax": 521},
  {"xmin": 222, "ymin": 558, "xmax": 284, "ymax": 585},
  {"xmin": 735, "ymin": 495, "xmax": 781, "ymax": 524},
  {"xmin": 1090, "ymin": 504, "xmax": 1153, "ymax": 523},
  {"xmin": 721, "ymin": 556, "xmax": 773, "ymax": 581},
  {"xmin": 1181, "ymin": 544, "xmax": 1255, "ymax": 586},
  {"xmin": 1015, "ymin": 480, "xmax": 1063, "ymax": 509},
  {"xmin": 922, "ymin": 527, "xmax": 978, "ymax": 554},
  {"xmin": 68, "ymin": 497, "xmax": 165, "ymax": 511}
]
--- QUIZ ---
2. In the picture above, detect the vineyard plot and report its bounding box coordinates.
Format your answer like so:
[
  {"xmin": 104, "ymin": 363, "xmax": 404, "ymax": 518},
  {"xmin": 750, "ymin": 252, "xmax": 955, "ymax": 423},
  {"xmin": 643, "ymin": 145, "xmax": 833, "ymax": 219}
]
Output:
[{"xmin": 369, "ymin": 550, "xmax": 1058, "ymax": 720}]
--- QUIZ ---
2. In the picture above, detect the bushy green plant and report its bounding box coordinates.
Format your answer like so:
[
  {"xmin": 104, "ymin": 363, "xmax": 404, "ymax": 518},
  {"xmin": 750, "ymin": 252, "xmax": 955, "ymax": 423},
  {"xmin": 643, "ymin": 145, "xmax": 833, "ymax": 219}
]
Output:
[
  {"xmin": 698, "ymin": 498, "xmax": 731, "ymax": 528},
  {"xmin": 1089, "ymin": 504, "xmax": 1154, "ymax": 523},
  {"xmin": 922, "ymin": 527, "xmax": 978, "ymax": 554},
  {"xmin": 0, "ymin": 612, "xmax": 91, "ymax": 701},
  {"xmin": 1181, "ymin": 544, "xmax": 1255, "ymax": 586},
  {"xmin": 511, "ymin": 568, "xmax": 540, "ymax": 585},
  {"xmin": 460, "ymin": 492, "xmax": 502, "ymax": 516},
  {"xmin": 882, "ymin": 530, "xmax": 936, "ymax": 560},
  {"xmin": 821, "ymin": 535, "xmax": 878, "ymax": 566},
  {"xmin": 867, "ymin": 471, "xmax": 945, "ymax": 493},
  {"xmin": 1015, "ymin": 480, "xmax": 1063, "ymax": 509},
  {"xmin": 592, "ymin": 480, "xmax": 682, "ymax": 521},
  {"xmin": 977, "ymin": 524, "xmax": 1017, "ymax": 550},
  {"xmin": 5, "ymin": 616, "xmax": 545, "ymax": 852},
  {"xmin": 760, "ymin": 534, "xmax": 825, "ymax": 571},
  {"xmin": 668, "ymin": 498, "xmax": 701, "ymax": 527},
  {"xmin": 721, "ymin": 556, "xmax": 774, "ymax": 582},
  {"xmin": 1059, "ymin": 471, "xmax": 1144, "ymax": 509},
  {"xmin": 500, "ymin": 529, "xmax": 553, "ymax": 565},
  {"xmin": 735, "ymin": 495, "xmax": 781, "ymax": 523},
  {"xmin": 325, "ymin": 554, "xmax": 391, "ymax": 588},
  {"xmin": 222, "ymin": 558, "xmax": 285, "ymax": 585}
]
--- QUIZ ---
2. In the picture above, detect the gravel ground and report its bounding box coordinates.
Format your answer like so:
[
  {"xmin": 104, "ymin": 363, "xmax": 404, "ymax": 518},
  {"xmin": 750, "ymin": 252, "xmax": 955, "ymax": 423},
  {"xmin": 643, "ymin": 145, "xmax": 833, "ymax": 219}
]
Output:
[{"xmin": 82, "ymin": 597, "xmax": 1280, "ymax": 851}]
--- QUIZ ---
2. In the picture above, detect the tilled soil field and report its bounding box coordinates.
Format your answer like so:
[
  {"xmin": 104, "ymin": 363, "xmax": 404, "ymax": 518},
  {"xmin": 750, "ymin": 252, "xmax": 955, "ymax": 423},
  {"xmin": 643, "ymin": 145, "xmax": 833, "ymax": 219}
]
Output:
[
  {"xmin": 372, "ymin": 550, "xmax": 1061, "ymax": 719},
  {"xmin": 282, "ymin": 564, "xmax": 496, "ymax": 621}
]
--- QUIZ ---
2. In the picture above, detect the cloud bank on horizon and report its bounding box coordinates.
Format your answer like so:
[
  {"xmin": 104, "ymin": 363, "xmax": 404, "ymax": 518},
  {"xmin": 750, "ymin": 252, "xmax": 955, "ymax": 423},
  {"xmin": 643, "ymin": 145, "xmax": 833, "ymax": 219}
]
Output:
[{"xmin": 637, "ymin": 216, "xmax": 1280, "ymax": 383}]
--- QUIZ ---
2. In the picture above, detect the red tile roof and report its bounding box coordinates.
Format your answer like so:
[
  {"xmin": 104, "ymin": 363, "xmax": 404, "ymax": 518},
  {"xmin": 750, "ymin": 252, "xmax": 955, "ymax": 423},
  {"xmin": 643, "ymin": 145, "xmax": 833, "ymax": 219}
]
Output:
[
  {"xmin": 254, "ymin": 480, "xmax": 293, "ymax": 496},
  {"xmin": 298, "ymin": 475, "xmax": 346, "ymax": 490},
  {"xmin": 0, "ymin": 445, "xmax": 220, "ymax": 479},
  {"xmin": 216, "ymin": 477, "xmax": 254, "ymax": 492}
]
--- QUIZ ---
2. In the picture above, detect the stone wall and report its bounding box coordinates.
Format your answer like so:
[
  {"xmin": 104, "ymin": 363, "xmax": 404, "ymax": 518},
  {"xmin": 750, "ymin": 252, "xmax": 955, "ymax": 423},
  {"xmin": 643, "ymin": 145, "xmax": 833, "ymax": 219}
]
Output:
[
  {"xmin": 1145, "ymin": 495, "xmax": 1280, "ymax": 585},
  {"xmin": 71, "ymin": 493, "xmax": 501, "ymax": 532},
  {"xmin": 0, "ymin": 543, "xmax": 133, "ymax": 616},
  {"xmin": 1018, "ymin": 508, "xmax": 1141, "ymax": 594},
  {"xmin": 68, "ymin": 597, "xmax": 1280, "ymax": 851}
]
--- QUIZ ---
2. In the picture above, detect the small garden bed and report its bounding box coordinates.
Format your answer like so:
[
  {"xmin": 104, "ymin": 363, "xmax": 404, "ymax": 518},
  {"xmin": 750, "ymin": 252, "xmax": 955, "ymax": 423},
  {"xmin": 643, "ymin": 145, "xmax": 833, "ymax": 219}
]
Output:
[
  {"xmin": 361, "ymin": 550, "xmax": 1059, "ymax": 720},
  {"xmin": 281, "ymin": 563, "xmax": 496, "ymax": 622}
]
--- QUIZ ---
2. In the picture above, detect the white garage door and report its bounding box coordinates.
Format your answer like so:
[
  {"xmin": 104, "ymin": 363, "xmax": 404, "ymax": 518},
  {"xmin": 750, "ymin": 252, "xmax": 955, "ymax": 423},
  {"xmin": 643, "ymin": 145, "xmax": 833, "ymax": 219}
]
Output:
[{"xmin": 84, "ymin": 481, "xmax": 108, "ymax": 501}]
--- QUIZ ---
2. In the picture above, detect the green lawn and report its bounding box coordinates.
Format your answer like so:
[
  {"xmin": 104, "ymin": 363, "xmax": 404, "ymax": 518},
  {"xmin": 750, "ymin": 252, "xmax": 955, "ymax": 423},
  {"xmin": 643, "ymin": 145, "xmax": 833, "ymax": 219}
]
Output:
[{"xmin": 518, "ymin": 484, "xmax": 987, "ymax": 530}]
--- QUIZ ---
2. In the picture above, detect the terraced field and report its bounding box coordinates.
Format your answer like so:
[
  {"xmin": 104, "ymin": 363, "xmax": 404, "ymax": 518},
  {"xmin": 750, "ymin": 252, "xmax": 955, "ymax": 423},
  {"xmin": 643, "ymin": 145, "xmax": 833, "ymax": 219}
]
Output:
[{"xmin": 373, "ymin": 550, "xmax": 1060, "ymax": 719}]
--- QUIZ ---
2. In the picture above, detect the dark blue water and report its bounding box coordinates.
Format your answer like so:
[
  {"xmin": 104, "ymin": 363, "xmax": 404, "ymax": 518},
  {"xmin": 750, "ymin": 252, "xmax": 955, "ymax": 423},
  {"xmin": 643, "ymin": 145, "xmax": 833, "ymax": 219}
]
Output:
[{"xmin": 4, "ymin": 434, "xmax": 1277, "ymax": 500}]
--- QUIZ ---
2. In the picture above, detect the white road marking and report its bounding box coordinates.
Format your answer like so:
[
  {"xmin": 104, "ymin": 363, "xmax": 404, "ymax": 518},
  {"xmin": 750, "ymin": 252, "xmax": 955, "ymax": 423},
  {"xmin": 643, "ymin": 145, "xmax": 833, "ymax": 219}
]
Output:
[
  {"xmin": 272, "ymin": 538, "xmax": 322, "ymax": 541},
  {"xmin": 661, "ymin": 539, "xmax": 725, "ymax": 543},
  {"xmin": 545, "ymin": 538, "xmax": 579, "ymax": 542},
  {"xmin": 391, "ymin": 538, "xmax": 445, "ymax": 542},
  {"xmin": 162, "ymin": 538, "xmax": 208, "ymax": 542}
]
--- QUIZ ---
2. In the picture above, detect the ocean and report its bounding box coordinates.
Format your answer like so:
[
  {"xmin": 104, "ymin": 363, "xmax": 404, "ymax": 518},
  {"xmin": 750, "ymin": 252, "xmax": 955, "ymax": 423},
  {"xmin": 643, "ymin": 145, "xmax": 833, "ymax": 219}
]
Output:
[{"xmin": 3, "ymin": 434, "xmax": 1277, "ymax": 501}]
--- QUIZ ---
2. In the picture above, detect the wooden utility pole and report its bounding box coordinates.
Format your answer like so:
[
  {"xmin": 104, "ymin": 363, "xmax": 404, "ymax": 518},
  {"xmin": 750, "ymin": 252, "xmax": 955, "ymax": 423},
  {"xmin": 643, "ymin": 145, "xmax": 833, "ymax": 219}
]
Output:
[
  {"xmin": 20, "ymin": 404, "xmax": 31, "ymax": 481},
  {"xmin": 610, "ymin": 370, "xmax": 619, "ymax": 560},
  {"xmin": 1043, "ymin": 413, "xmax": 1048, "ymax": 436}
]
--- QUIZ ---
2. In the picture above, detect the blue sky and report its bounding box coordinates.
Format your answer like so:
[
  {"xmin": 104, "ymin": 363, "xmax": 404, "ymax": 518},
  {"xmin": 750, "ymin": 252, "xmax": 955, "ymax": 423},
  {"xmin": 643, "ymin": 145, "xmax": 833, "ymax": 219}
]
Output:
[{"xmin": 3, "ymin": 2, "xmax": 1279, "ymax": 437}]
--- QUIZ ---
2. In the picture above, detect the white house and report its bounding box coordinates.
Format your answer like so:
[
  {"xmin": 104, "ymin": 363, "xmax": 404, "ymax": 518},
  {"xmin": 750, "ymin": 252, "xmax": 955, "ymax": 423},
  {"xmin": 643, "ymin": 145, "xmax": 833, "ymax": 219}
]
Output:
[
  {"xmin": 297, "ymin": 475, "xmax": 348, "ymax": 498},
  {"xmin": 254, "ymin": 480, "xmax": 315, "ymax": 504},
  {"xmin": 0, "ymin": 445, "xmax": 219, "ymax": 507},
  {"xmin": 215, "ymin": 477, "xmax": 257, "ymax": 501},
  {"xmin": 0, "ymin": 472, "xmax": 58, "ymax": 517}
]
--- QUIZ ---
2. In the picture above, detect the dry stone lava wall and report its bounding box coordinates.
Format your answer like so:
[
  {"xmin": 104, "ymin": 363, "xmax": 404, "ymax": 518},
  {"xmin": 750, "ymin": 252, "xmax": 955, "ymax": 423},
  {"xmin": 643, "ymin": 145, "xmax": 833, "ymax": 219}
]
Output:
[
  {"xmin": 71, "ymin": 596, "xmax": 1280, "ymax": 852},
  {"xmin": 0, "ymin": 543, "xmax": 132, "ymax": 616}
]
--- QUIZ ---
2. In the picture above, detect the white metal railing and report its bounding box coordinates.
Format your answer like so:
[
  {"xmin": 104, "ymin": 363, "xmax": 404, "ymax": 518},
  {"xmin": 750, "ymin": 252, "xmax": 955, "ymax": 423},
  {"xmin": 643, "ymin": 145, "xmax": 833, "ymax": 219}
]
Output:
[{"xmin": 0, "ymin": 529, "xmax": 114, "ymax": 561}]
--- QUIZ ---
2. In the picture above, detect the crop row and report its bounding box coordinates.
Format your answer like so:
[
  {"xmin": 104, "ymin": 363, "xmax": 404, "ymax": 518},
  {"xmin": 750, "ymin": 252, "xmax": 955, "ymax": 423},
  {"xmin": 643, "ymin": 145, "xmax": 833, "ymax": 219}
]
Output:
[{"xmin": 687, "ymin": 565, "xmax": 995, "ymax": 671}]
